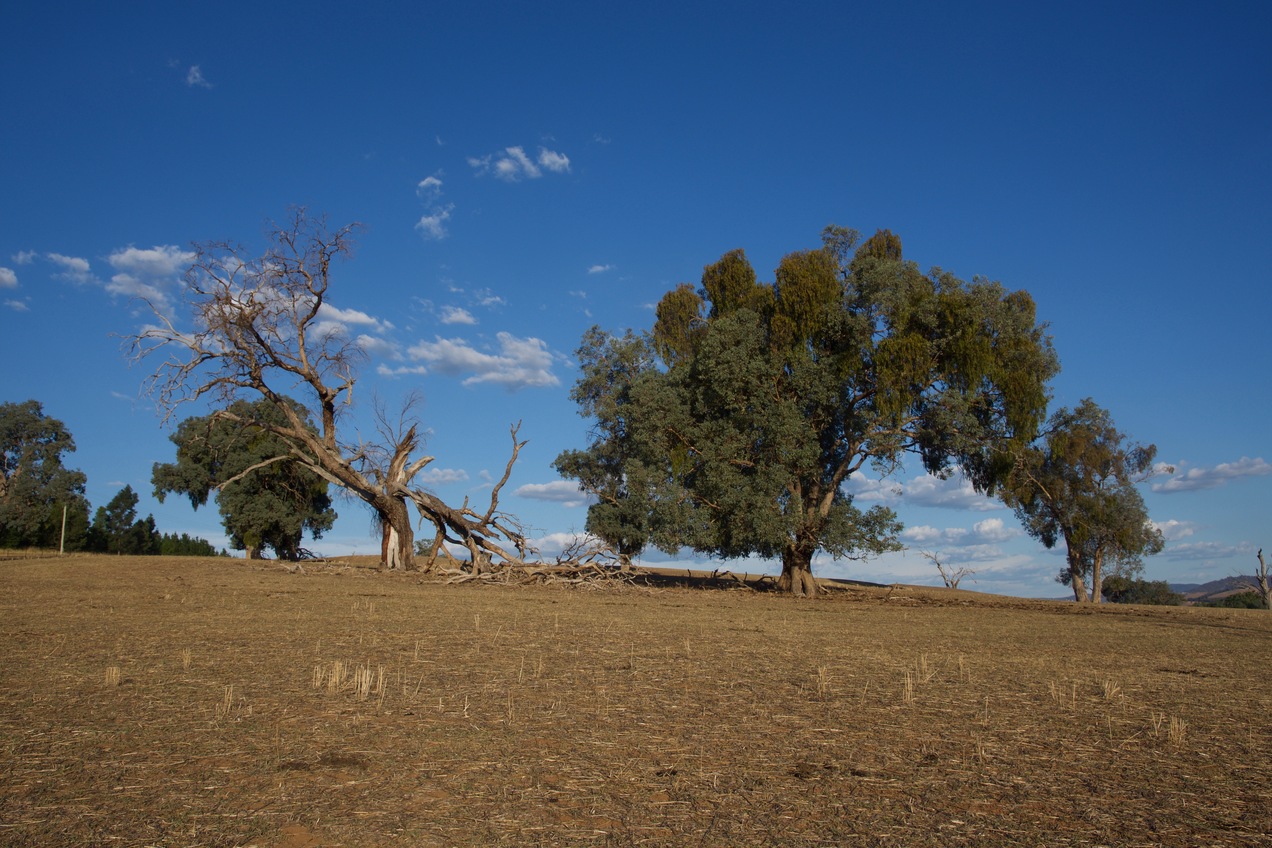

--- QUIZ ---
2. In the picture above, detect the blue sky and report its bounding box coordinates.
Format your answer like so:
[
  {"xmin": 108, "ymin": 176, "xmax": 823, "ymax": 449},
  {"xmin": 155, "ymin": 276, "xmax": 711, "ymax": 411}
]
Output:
[{"xmin": 2, "ymin": 1, "xmax": 1269, "ymax": 596}]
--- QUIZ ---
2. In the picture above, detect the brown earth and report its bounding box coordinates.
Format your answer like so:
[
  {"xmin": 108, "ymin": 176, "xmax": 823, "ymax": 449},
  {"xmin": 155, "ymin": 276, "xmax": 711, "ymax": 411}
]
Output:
[{"xmin": 1, "ymin": 554, "xmax": 1269, "ymax": 847}]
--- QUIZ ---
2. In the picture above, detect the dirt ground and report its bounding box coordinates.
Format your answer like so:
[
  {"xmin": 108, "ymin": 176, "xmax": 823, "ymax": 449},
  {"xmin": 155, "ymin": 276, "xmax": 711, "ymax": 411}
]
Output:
[{"xmin": 1, "ymin": 554, "xmax": 1269, "ymax": 847}]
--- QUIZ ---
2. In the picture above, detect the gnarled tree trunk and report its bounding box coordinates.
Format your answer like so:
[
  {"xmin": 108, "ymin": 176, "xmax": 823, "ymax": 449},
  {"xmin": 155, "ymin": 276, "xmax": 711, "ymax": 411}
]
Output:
[
  {"xmin": 377, "ymin": 497, "xmax": 415, "ymax": 571},
  {"xmin": 779, "ymin": 542, "xmax": 820, "ymax": 597}
]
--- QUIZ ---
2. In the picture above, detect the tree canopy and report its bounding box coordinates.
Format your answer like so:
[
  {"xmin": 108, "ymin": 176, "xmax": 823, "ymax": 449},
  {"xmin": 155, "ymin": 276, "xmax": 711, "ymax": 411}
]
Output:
[
  {"xmin": 1001, "ymin": 398, "xmax": 1165, "ymax": 602},
  {"xmin": 557, "ymin": 227, "xmax": 1059, "ymax": 594},
  {"xmin": 0, "ymin": 400, "xmax": 90, "ymax": 550},
  {"xmin": 152, "ymin": 398, "xmax": 337, "ymax": 560}
]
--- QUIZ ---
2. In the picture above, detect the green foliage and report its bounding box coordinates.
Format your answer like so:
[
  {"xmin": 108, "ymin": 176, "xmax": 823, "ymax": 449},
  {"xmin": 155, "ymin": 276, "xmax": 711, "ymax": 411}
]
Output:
[
  {"xmin": 88, "ymin": 485, "xmax": 162, "ymax": 555},
  {"xmin": 1200, "ymin": 591, "xmax": 1264, "ymax": 609},
  {"xmin": 1003, "ymin": 399, "xmax": 1164, "ymax": 602},
  {"xmin": 158, "ymin": 532, "xmax": 226, "ymax": 557},
  {"xmin": 0, "ymin": 400, "xmax": 90, "ymax": 549},
  {"xmin": 552, "ymin": 329, "xmax": 661, "ymax": 561},
  {"xmin": 152, "ymin": 398, "xmax": 336, "ymax": 560},
  {"xmin": 1101, "ymin": 575, "xmax": 1184, "ymax": 606},
  {"xmin": 557, "ymin": 227, "xmax": 1058, "ymax": 591}
]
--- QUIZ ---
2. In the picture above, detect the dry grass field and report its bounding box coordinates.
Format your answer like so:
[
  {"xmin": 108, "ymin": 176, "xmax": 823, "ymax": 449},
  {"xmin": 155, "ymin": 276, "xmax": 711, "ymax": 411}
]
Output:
[{"xmin": 1, "ymin": 554, "xmax": 1269, "ymax": 847}]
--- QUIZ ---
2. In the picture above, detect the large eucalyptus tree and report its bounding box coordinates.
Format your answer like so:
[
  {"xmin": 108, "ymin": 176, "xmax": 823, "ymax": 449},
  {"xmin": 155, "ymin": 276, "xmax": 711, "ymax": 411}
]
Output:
[{"xmin": 558, "ymin": 227, "xmax": 1059, "ymax": 594}]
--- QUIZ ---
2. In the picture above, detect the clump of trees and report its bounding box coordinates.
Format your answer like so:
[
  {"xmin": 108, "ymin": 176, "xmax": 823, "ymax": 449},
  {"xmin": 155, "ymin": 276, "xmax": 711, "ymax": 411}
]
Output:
[
  {"xmin": 1200, "ymin": 591, "xmax": 1264, "ymax": 609},
  {"xmin": 556, "ymin": 227, "xmax": 1059, "ymax": 594},
  {"xmin": 86, "ymin": 484, "xmax": 160, "ymax": 555},
  {"xmin": 0, "ymin": 400, "xmax": 223, "ymax": 556},
  {"xmin": 1100, "ymin": 575, "xmax": 1183, "ymax": 606}
]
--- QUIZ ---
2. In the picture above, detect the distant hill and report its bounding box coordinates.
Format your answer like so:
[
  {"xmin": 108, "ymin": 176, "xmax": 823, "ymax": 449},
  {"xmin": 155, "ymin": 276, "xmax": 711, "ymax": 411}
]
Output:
[{"xmin": 1173, "ymin": 575, "xmax": 1264, "ymax": 604}]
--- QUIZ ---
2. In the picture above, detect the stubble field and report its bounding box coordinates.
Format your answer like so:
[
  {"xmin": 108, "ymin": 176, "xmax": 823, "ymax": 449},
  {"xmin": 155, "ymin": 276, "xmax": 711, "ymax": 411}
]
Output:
[{"xmin": 0, "ymin": 554, "xmax": 1269, "ymax": 847}]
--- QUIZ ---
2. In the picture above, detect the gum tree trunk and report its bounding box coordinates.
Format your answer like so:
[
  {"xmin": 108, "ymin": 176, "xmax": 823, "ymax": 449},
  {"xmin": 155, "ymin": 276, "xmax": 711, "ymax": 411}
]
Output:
[
  {"xmin": 779, "ymin": 542, "xmax": 820, "ymax": 597},
  {"xmin": 379, "ymin": 497, "xmax": 415, "ymax": 571}
]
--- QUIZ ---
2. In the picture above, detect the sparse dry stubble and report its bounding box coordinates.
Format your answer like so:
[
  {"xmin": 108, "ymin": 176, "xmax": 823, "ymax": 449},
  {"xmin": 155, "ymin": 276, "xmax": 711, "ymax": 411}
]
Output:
[{"xmin": 0, "ymin": 554, "xmax": 1269, "ymax": 847}]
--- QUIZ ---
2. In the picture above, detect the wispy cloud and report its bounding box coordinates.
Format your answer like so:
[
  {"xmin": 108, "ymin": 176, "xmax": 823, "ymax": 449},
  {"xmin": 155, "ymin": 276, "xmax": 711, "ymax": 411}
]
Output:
[
  {"xmin": 47, "ymin": 253, "xmax": 95, "ymax": 285},
  {"xmin": 415, "ymin": 171, "xmax": 452, "ymax": 240},
  {"xmin": 439, "ymin": 306, "xmax": 476, "ymax": 325},
  {"xmin": 420, "ymin": 467, "xmax": 470, "ymax": 486},
  {"xmin": 4, "ymin": 298, "xmax": 29, "ymax": 312},
  {"xmin": 515, "ymin": 480, "xmax": 592, "ymax": 508},
  {"xmin": 587, "ymin": 264, "xmax": 614, "ymax": 274},
  {"xmin": 0, "ymin": 267, "xmax": 16, "ymax": 289},
  {"xmin": 417, "ymin": 175, "xmax": 443, "ymax": 197},
  {"xmin": 186, "ymin": 65, "xmax": 212, "ymax": 88},
  {"xmin": 416, "ymin": 204, "xmax": 454, "ymax": 240},
  {"xmin": 1165, "ymin": 540, "xmax": 1248, "ymax": 561},
  {"xmin": 1152, "ymin": 457, "xmax": 1272, "ymax": 493},
  {"xmin": 376, "ymin": 364, "xmax": 429, "ymax": 378},
  {"xmin": 468, "ymin": 145, "xmax": 571, "ymax": 182},
  {"xmin": 12, "ymin": 251, "xmax": 36, "ymax": 265},
  {"xmin": 406, "ymin": 332, "xmax": 560, "ymax": 390}
]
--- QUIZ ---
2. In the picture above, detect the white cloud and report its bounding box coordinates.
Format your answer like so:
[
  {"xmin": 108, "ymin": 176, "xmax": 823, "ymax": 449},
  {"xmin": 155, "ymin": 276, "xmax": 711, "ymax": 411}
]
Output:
[
  {"xmin": 4, "ymin": 298, "xmax": 29, "ymax": 312},
  {"xmin": 1152, "ymin": 457, "xmax": 1272, "ymax": 493},
  {"xmin": 902, "ymin": 517, "xmax": 1015, "ymax": 550},
  {"xmin": 376, "ymin": 364, "xmax": 429, "ymax": 378},
  {"xmin": 354, "ymin": 334, "xmax": 399, "ymax": 359},
  {"xmin": 416, "ymin": 204, "xmax": 454, "ymax": 240},
  {"xmin": 406, "ymin": 332, "xmax": 560, "ymax": 390},
  {"xmin": 497, "ymin": 146, "xmax": 538, "ymax": 180},
  {"xmin": 439, "ymin": 306, "xmax": 476, "ymax": 325},
  {"xmin": 102, "ymin": 245, "xmax": 196, "ymax": 313},
  {"xmin": 12, "ymin": 251, "xmax": 36, "ymax": 265},
  {"xmin": 845, "ymin": 468, "xmax": 1001, "ymax": 512},
  {"xmin": 903, "ymin": 472, "xmax": 1002, "ymax": 511},
  {"xmin": 417, "ymin": 175, "xmax": 443, "ymax": 196},
  {"xmin": 538, "ymin": 148, "xmax": 571, "ymax": 173},
  {"xmin": 1153, "ymin": 519, "xmax": 1197, "ymax": 542},
  {"xmin": 473, "ymin": 289, "xmax": 505, "ymax": 308},
  {"xmin": 47, "ymin": 253, "xmax": 94, "ymax": 285},
  {"xmin": 316, "ymin": 303, "xmax": 391, "ymax": 330},
  {"xmin": 469, "ymin": 145, "xmax": 571, "ymax": 181},
  {"xmin": 109, "ymin": 245, "xmax": 195, "ymax": 278},
  {"xmin": 842, "ymin": 474, "xmax": 904, "ymax": 504},
  {"xmin": 0, "ymin": 267, "xmax": 16, "ymax": 288},
  {"xmin": 419, "ymin": 467, "xmax": 470, "ymax": 486},
  {"xmin": 106, "ymin": 273, "xmax": 171, "ymax": 310},
  {"xmin": 529, "ymin": 531, "xmax": 601, "ymax": 558},
  {"xmin": 587, "ymin": 264, "xmax": 614, "ymax": 275},
  {"xmin": 515, "ymin": 480, "xmax": 592, "ymax": 508},
  {"xmin": 186, "ymin": 65, "xmax": 212, "ymax": 88}
]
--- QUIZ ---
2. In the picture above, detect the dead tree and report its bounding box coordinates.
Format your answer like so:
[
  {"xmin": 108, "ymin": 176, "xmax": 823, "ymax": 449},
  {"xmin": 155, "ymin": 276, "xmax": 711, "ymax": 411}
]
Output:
[
  {"xmin": 919, "ymin": 550, "xmax": 975, "ymax": 590},
  {"xmin": 1243, "ymin": 549, "xmax": 1272, "ymax": 611},
  {"xmin": 129, "ymin": 209, "xmax": 526, "ymax": 570}
]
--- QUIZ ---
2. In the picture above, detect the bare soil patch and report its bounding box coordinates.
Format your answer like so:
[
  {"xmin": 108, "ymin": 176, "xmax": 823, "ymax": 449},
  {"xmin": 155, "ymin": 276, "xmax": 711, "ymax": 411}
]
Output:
[{"xmin": 1, "ymin": 554, "xmax": 1269, "ymax": 847}]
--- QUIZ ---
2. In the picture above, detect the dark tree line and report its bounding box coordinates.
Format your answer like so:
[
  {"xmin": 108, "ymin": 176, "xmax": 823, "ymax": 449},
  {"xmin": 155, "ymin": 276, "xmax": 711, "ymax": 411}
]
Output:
[{"xmin": 0, "ymin": 401, "xmax": 224, "ymax": 556}]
